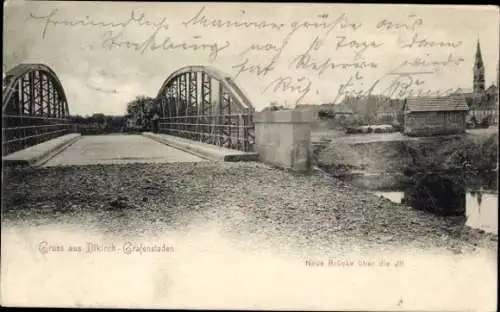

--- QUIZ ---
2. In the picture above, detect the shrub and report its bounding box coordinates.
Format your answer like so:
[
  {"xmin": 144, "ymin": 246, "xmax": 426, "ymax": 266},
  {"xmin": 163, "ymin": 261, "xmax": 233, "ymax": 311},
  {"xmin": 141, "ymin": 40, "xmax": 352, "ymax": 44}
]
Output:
[
  {"xmin": 479, "ymin": 117, "xmax": 490, "ymax": 128},
  {"xmin": 392, "ymin": 125, "xmax": 402, "ymax": 132},
  {"xmin": 346, "ymin": 127, "xmax": 363, "ymax": 134}
]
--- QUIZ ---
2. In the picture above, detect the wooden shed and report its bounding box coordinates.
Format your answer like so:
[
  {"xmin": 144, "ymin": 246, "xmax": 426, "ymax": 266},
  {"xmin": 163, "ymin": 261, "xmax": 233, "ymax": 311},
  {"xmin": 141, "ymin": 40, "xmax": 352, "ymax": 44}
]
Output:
[{"xmin": 403, "ymin": 95, "xmax": 469, "ymax": 136}]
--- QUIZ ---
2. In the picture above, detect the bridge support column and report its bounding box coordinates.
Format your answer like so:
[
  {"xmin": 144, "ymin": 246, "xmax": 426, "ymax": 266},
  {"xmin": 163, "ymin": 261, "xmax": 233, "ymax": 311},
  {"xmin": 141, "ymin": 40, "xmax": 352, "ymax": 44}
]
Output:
[{"xmin": 253, "ymin": 110, "xmax": 314, "ymax": 171}]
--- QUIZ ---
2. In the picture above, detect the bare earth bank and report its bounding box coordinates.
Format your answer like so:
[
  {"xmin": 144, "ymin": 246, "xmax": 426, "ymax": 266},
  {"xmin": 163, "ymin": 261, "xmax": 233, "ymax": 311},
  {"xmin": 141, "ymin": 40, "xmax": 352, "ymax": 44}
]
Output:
[{"xmin": 2, "ymin": 162, "xmax": 497, "ymax": 255}]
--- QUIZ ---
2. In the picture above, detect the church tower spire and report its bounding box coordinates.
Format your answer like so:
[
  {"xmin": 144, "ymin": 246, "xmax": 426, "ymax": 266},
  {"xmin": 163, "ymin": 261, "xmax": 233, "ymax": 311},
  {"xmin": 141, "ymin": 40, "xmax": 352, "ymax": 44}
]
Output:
[
  {"xmin": 473, "ymin": 39, "xmax": 485, "ymax": 94},
  {"xmin": 496, "ymin": 60, "xmax": 499, "ymax": 88}
]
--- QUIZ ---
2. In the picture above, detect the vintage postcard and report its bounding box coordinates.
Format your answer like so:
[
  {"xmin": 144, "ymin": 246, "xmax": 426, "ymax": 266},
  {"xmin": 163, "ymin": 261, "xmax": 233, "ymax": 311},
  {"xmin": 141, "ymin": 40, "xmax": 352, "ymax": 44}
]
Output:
[{"xmin": 2, "ymin": 1, "xmax": 498, "ymax": 310}]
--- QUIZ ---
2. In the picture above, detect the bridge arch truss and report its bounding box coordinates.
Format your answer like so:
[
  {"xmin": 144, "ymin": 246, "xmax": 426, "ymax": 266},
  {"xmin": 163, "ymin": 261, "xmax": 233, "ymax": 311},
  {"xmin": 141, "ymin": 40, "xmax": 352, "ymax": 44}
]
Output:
[
  {"xmin": 155, "ymin": 66, "xmax": 255, "ymax": 152},
  {"xmin": 2, "ymin": 64, "xmax": 72, "ymax": 155}
]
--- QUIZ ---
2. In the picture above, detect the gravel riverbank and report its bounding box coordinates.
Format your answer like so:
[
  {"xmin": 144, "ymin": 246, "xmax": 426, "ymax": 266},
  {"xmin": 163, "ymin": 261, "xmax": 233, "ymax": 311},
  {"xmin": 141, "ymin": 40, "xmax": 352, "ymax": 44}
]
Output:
[{"xmin": 2, "ymin": 162, "xmax": 497, "ymax": 254}]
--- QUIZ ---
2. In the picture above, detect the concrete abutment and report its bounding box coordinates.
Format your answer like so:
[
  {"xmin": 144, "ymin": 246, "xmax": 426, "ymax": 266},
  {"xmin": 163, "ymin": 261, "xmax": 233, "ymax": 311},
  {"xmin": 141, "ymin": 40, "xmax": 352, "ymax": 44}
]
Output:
[{"xmin": 253, "ymin": 110, "xmax": 314, "ymax": 172}]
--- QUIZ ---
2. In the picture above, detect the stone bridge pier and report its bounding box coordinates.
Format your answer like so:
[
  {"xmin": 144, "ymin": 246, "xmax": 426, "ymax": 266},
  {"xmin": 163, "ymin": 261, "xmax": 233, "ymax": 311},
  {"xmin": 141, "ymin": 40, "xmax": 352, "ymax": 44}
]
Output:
[{"xmin": 253, "ymin": 110, "xmax": 314, "ymax": 171}]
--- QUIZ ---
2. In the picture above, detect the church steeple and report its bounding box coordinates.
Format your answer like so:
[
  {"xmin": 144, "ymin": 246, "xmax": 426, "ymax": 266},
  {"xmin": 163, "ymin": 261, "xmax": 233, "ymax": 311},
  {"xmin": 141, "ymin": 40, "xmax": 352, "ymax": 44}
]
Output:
[
  {"xmin": 496, "ymin": 61, "xmax": 499, "ymax": 89},
  {"xmin": 473, "ymin": 39, "xmax": 485, "ymax": 94}
]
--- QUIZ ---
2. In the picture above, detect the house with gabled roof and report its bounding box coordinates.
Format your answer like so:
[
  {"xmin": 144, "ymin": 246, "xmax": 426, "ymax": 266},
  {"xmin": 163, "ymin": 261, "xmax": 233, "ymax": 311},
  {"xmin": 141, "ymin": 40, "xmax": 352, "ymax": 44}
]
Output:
[{"xmin": 403, "ymin": 95, "xmax": 469, "ymax": 136}]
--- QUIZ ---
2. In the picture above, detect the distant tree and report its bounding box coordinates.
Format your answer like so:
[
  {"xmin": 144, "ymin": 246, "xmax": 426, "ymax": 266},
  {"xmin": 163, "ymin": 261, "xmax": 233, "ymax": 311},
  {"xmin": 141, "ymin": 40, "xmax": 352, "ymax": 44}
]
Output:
[
  {"xmin": 106, "ymin": 115, "xmax": 126, "ymax": 129},
  {"xmin": 318, "ymin": 109, "xmax": 335, "ymax": 119},
  {"xmin": 125, "ymin": 95, "xmax": 156, "ymax": 129},
  {"xmin": 91, "ymin": 113, "xmax": 106, "ymax": 124},
  {"xmin": 262, "ymin": 101, "xmax": 287, "ymax": 112},
  {"xmin": 126, "ymin": 95, "xmax": 155, "ymax": 115},
  {"xmin": 147, "ymin": 99, "xmax": 163, "ymax": 118}
]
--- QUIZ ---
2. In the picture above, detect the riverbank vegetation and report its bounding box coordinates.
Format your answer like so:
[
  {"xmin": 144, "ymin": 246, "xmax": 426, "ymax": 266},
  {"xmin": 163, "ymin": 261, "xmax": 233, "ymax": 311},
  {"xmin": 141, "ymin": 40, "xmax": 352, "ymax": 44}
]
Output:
[
  {"xmin": 316, "ymin": 131, "xmax": 498, "ymax": 175},
  {"xmin": 71, "ymin": 114, "xmax": 127, "ymax": 134}
]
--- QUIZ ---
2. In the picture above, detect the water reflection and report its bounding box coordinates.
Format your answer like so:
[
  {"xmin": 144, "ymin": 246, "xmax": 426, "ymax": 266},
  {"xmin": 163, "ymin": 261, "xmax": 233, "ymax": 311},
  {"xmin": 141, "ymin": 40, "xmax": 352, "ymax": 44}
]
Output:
[
  {"xmin": 373, "ymin": 191, "xmax": 404, "ymax": 204},
  {"xmin": 466, "ymin": 191, "xmax": 498, "ymax": 234},
  {"xmin": 372, "ymin": 172, "xmax": 498, "ymax": 234},
  {"xmin": 403, "ymin": 173, "xmax": 467, "ymax": 216},
  {"xmin": 469, "ymin": 190, "xmax": 483, "ymax": 207}
]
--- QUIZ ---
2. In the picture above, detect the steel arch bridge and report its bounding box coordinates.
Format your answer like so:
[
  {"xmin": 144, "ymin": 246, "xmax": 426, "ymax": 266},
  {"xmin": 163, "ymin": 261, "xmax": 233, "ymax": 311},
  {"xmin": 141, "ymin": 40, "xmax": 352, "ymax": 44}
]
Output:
[
  {"xmin": 2, "ymin": 64, "xmax": 72, "ymax": 155},
  {"xmin": 154, "ymin": 66, "xmax": 255, "ymax": 152}
]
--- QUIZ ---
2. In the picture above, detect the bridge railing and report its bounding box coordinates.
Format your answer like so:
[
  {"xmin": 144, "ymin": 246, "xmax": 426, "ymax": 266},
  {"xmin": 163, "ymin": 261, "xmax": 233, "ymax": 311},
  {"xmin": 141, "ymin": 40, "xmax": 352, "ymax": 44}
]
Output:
[
  {"xmin": 2, "ymin": 114, "xmax": 73, "ymax": 155},
  {"xmin": 158, "ymin": 113, "xmax": 255, "ymax": 152}
]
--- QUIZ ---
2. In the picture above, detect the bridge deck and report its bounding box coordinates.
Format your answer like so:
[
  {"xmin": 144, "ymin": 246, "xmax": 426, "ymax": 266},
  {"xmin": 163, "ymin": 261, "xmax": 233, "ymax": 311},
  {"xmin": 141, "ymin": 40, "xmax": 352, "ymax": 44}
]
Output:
[{"xmin": 42, "ymin": 134, "xmax": 206, "ymax": 167}]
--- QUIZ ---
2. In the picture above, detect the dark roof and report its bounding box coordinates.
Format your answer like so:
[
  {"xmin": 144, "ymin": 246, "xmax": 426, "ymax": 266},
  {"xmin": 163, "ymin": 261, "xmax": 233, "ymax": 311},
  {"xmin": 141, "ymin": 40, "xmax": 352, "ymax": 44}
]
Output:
[{"xmin": 405, "ymin": 96, "xmax": 469, "ymax": 113}]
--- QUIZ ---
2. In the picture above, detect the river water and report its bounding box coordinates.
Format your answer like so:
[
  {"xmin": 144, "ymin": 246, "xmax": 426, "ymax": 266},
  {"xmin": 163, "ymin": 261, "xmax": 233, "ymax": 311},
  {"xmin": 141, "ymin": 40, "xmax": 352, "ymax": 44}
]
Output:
[
  {"xmin": 347, "ymin": 171, "xmax": 498, "ymax": 234},
  {"xmin": 374, "ymin": 191, "xmax": 498, "ymax": 234}
]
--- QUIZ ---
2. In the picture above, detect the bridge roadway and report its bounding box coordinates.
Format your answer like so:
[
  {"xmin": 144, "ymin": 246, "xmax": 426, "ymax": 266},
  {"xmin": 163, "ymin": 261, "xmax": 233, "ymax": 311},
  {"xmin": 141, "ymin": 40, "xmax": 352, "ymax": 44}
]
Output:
[{"xmin": 43, "ymin": 134, "xmax": 206, "ymax": 167}]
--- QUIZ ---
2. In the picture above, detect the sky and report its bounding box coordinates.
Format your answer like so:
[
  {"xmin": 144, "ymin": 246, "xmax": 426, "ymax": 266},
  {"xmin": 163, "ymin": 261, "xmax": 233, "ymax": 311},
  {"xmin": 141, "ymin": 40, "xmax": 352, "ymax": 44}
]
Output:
[{"xmin": 3, "ymin": 2, "xmax": 499, "ymax": 115}]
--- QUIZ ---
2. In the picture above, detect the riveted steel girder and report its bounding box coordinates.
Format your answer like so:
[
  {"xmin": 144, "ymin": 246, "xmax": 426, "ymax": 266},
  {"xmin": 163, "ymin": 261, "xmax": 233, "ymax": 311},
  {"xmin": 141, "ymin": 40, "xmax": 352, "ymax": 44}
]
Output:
[
  {"xmin": 155, "ymin": 66, "xmax": 255, "ymax": 152},
  {"xmin": 2, "ymin": 64, "xmax": 72, "ymax": 156}
]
